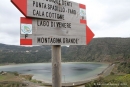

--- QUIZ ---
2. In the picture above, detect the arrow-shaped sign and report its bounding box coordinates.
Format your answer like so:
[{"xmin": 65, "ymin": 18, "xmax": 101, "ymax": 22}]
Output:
[
  {"xmin": 86, "ymin": 26, "xmax": 95, "ymax": 44},
  {"xmin": 20, "ymin": 17, "xmax": 94, "ymax": 45},
  {"xmin": 11, "ymin": 0, "xmax": 86, "ymax": 24}
]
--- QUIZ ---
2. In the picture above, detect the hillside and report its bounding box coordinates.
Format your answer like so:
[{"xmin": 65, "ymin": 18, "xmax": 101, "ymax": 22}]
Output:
[
  {"xmin": 0, "ymin": 38, "xmax": 130, "ymax": 73},
  {"xmin": 62, "ymin": 38, "xmax": 130, "ymax": 63}
]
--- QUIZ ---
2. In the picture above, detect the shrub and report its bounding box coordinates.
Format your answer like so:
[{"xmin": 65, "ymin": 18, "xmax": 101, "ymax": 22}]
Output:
[
  {"xmin": 13, "ymin": 72, "xmax": 19, "ymax": 76},
  {"xmin": 110, "ymin": 72, "xmax": 115, "ymax": 75}
]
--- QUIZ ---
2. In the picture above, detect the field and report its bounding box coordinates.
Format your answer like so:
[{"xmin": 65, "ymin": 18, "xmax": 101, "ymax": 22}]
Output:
[
  {"xmin": 0, "ymin": 67, "xmax": 130, "ymax": 87},
  {"xmin": 85, "ymin": 74, "xmax": 130, "ymax": 87},
  {"xmin": 0, "ymin": 72, "xmax": 48, "ymax": 87}
]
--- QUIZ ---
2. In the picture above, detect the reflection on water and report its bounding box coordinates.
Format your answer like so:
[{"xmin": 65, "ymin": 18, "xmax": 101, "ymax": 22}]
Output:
[{"xmin": 0, "ymin": 62, "xmax": 108, "ymax": 82}]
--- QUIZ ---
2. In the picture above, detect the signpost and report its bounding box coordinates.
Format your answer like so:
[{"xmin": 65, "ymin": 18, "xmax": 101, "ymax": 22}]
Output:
[
  {"xmin": 20, "ymin": 17, "xmax": 92, "ymax": 45},
  {"xmin": 11, "ymin": 0, "xmax": 86, "ymax": 23},
  {"xmin": 11, "ymin": 0, "xmax": 95, "ymax": 87}
]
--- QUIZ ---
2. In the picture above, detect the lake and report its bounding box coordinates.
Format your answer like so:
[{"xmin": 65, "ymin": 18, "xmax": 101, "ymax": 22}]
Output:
[{"xmin": 0, "ymin": 62, "xmax": 109, "ymax": 82}]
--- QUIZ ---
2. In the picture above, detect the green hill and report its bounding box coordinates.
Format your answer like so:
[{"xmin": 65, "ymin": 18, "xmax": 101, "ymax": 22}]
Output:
[
  {"xmin": 62, "ymin": 38, "xmax": 130, "ymax": 63},
  {"xmin": 1, "ymin": 38, "xmax": 130, "ymax": 63}
]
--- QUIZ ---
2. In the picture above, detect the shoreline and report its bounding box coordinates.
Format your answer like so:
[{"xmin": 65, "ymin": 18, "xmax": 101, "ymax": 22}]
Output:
[
  {"xmin": 41, "ymin": 63, "xmax": 115, "ymax": 86},
  {"xmin": 0, "ymin": 61, "xmax": 111, "ymax": 66},
  {"xmin": 0, "ymin": 62, "xmax": 113, "ymax": 86}
]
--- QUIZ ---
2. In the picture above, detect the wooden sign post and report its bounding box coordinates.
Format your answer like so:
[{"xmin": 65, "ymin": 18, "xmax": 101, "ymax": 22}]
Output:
[
  {"xmin": 52, "ymin": 45, "xmax": 61, "ymax": 87},
  {"xmin": 11, "ymin": 0, "xmax": 95, "ymax": 87}
]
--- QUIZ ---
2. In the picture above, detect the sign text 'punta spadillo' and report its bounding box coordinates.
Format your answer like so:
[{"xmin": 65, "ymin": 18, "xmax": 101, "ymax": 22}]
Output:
[{"xmin": 11, "ymin": 0, "xmax": 86, "ymax": 23}]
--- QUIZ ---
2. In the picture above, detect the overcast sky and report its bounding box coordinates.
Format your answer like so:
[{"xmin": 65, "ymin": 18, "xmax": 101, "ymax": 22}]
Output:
[{"xmin": 0, "ymin": 0, "xmax": 130, "ymax": 45}]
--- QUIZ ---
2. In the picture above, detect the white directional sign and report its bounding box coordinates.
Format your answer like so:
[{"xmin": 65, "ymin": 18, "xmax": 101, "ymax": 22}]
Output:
[
  {"xmin": 11, "ymin": 0, "xmax": 94, "ymax": 46},
  {"xmin": 20, "ymin": 17, "xmax": 90, "ymax": 45},
  {"xmin": 11, "ymin": 0, "xmax": 86, "ymax": 23}
]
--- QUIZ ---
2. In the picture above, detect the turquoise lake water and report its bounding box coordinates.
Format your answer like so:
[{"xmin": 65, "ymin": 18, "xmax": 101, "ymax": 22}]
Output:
[{"xmin": 0, "ymin": 62, "xmax": 109, "ymax": 82}]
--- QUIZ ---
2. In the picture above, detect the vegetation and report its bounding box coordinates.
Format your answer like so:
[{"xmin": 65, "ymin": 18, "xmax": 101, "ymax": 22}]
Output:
[
  {"xmin": 31, "ymin": 79, "xmax": 42, "ymax": 83},
  {"xmin": 0, "ymin": 38, "xmax": 130, "ymax": 86},
  {"xmin": 0, "ymin": 71, "xmax": 34, "ymax": 87},
  {"xmin": 0, "ymin": 82, "xmax": 22, "ymax": 87},
  {"xmin": 0, "ymin": 72, "xmax": 22, "ymax": 87},
  {"xmin": 117, "ymin": 62, "xmax": 130, "ymax": 74},
  {"xmin": 85, "ymin": 74, "xmax": 130, "ymax": 87},
  {"xmin": 0, "ymin": 38, "xmax": 130, "ymax": 63}
]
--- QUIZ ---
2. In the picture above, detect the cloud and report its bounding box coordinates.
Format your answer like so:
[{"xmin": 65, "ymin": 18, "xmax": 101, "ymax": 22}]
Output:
[
  {"xmin": 0, "ymin": 0, "xmax": 130, "ymax": 45},
  {"xmin": 86, "ymin": 0, "xmax": 130, "ymax": 38},
  {"xmin": 0, "ymin": 0, "xmax": 24, "ymax": 45},
  {"xmin": 101, "ymin": 0, "xmax": 130, "ymax": 25},
  {"xmin": 0, "ymin": 32, "xmax": 19, "ymax": 45}
]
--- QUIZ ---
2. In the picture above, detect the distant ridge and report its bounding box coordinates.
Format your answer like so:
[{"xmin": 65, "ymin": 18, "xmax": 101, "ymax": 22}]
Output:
[{"xmin": 0, "ymin": 38, "xmax": 130, "ymax": 63}]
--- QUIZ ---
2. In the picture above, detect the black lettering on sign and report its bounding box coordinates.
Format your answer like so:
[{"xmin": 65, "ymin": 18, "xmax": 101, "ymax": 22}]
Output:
[
  {"xmin": 25, "ymin": 34, "xmax": 28, "ymax": 39},
  {"xmin": 62, "ymin": 0, "xmax": 72, "ymax": 7},
  {"xmin": 33, "ymin": 1, "xmax": 47, "ymax": 9},
  {"xmin": 41, "ymin": 37, "xmax": 44, "ymax": 43},
  {"xmin": 46, "ymin": 12, "xmax": 48, "ymax": 17},
  {"xmin": 63, "ymin": 38, "xmax": 78, "ymax": 44},
  {"xmin": 49, "ymin": 0, "xmax": 59, "ymax": 5},
  {"xmin": 67, "ymin": 23, "xmax": 71, "ymax": 28},
  {"xmin": 68, "ymin": 9, "xmax": 76, "ymax": 15},
  {"xmin": 37, "ymin": 20, "xmax": 49, "ymax": 27},
  {"xmin": 50, "ymin": 38, "xmax": 62, "ymax": 43},
  {"xmin": 46, "ymin": 12, "xmax": 55, "ymax": 18},
  {"xmin": 33, "ymin": 10, "xmax": 45, "ymax": 17},
  {"xmin": 37, "ymin": 37, "xmax": 41, "ymax": 43},
  {"xmin": 45, "ymin": 12, "xmax": 64, "ymax": 20},
  {"xmin": 48, "ymin": 4, "xmax": 65, "ymax": 12},
  {"xmin": 61, "ymin": 23, "xmax": 66, "ymax": 28},
  {"xmin": 37, "ymin": 37, "xmax": 62, "ymax": 43},
  {"xmin": 57, "ymin": 14, "xmax": 64, "ymax": 20},
  {"xmin": 45, "ymin": 38, "xmax": 47, "ymax": 43},
  {"xmin": 46, "ymin": 0, "xmax": 64, "ymax": 6},
  {"xmin": 51, "ymin": 21, "xmax": 71, "ymax": 28},
  {"xmin": 56, "ymin": 22, "xmax": 60, "ymax": 28},
  {"xmin": 48, "ymin": 4, "xmax": 52, "ymax": 10},
  {"xmin": 63, "ymin": 38, "xmax": 65, "ymax": 43},
  {"xmin": 51, "ymin": 21, "xmax": 53, "ymax": 27},
  {"xmin": 37, "ymin": 38, "xmax": 48, "ymax": 43}
]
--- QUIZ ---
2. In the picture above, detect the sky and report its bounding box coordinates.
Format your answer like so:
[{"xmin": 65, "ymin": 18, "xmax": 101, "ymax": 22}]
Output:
[{"xmin": 0, "ymin": 0, "xmax": 130, "ymax": 45}]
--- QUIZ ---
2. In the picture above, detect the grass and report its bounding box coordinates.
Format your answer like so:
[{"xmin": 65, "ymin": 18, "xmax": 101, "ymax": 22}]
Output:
[
  {"xmin": 104, "ymin": 74, "xmax": 130, "ymax": 83},
  {"xmin": 0, "ymin": 73, "xmax": 16, "ymax": 81},
  {"xmin": 19, "ymin": 74, "xmax": 33, "ymax": 81},
  {"xmin": 85, "ymin": 63, "xmax": 130, "ymax": 87},
  {"xmin": 0, "ymin": 72, "xmax": 24, "ymax": 87},
  {"xmin": 31, "ymin": 79, "xmax": 42, "ymax": 83},
  {"xmin": 104, "ymin": 75, "xmax": 123, "ymax": 81},
  {"xmin": 85, "ymin": 74, "xmax": 130, "ymax": 87},
  {"xmin": 0, "ymin": 75, "xmax": 6, "ymax": 80},
  {"xmin": 0, "ymin": 82, "xmax": 22, "ymax": 87},
  {"xmin": 0, "ymin": 72, "xmax": 44, "ymax": 87}
]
